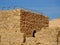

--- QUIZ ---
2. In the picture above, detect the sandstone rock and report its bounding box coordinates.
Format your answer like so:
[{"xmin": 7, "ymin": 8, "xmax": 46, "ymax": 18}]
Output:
[
  {"xmin": 35, "ymin": 27, "xmax": 59, "ymax": 45},
  {"xmin": 0, "ymin": 9, "xmax": 24, "ymax": 45},
  {"xmin": 49, "ymin": 19, "xmax": 60, "ymax": 27}
]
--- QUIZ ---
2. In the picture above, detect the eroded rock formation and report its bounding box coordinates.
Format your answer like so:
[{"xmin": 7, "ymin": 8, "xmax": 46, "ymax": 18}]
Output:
[{"xmin": 0, "ymin": 9, "xmax": 60, "ymax": 45}]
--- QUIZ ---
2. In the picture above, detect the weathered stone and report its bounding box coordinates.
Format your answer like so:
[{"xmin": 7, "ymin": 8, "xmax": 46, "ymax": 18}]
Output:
[
  {"xmin": 35, "ymin": 27, "xmax": 59, "ymax": 45},
  {"xmin": 0, "ymin": 9, "xmax": 49, "ymax": 45},
  {"xmin": 20, "ymin": 9, "xmax": 49, "ymax": 37}
]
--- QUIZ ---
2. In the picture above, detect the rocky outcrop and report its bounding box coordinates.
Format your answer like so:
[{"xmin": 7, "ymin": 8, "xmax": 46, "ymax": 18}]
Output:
[
  {"xmin": 20, "ymin": 9, "xmax": 49, "ymax": 37},
  {"xmin": 35, "ymin": 27, "xmax": 60, "ymax": 45},
  {"xmin": 0, "ymin": 9, "xmax": 24, "ymax": 45},
  {"xmin": 0, "ymin": 9, "xmax": 60, "ymax": 45}
]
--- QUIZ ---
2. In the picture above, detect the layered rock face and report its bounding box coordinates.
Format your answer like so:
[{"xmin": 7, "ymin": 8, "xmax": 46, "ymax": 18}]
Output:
[
  {"xmin": 20, "ymin": 9, "xmax": 49, "ymax": 37},
  {"xmin": 0, "ymin": 9, "xmax": 49, "ymax": 45}
]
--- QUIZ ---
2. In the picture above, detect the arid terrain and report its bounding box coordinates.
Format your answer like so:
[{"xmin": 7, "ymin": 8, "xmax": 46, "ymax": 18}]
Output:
[
  {"xmin": 21, "ymin": 19, "xmax": 60, "ymax": 45},
  {"xmin": 0, "ymin": 9, "xmax": 60, "ymax": 45}
]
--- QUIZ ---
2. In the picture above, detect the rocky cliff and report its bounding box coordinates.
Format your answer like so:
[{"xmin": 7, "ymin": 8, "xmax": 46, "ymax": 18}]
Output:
[{"xmin": 0, "ymin": 9, "xmax": 60, "ymax": 45}]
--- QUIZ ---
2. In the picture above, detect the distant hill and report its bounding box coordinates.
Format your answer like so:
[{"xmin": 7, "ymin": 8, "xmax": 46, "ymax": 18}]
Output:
[{"xmin": 49, "ymin": 18, "xmax": 60, "ymax": 27}]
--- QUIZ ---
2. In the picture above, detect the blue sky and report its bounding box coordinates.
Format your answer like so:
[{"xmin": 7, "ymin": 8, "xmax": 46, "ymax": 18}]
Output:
[{"xmin": 0, "ymin": 0, "xmax": 60, "ymax": 19}]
